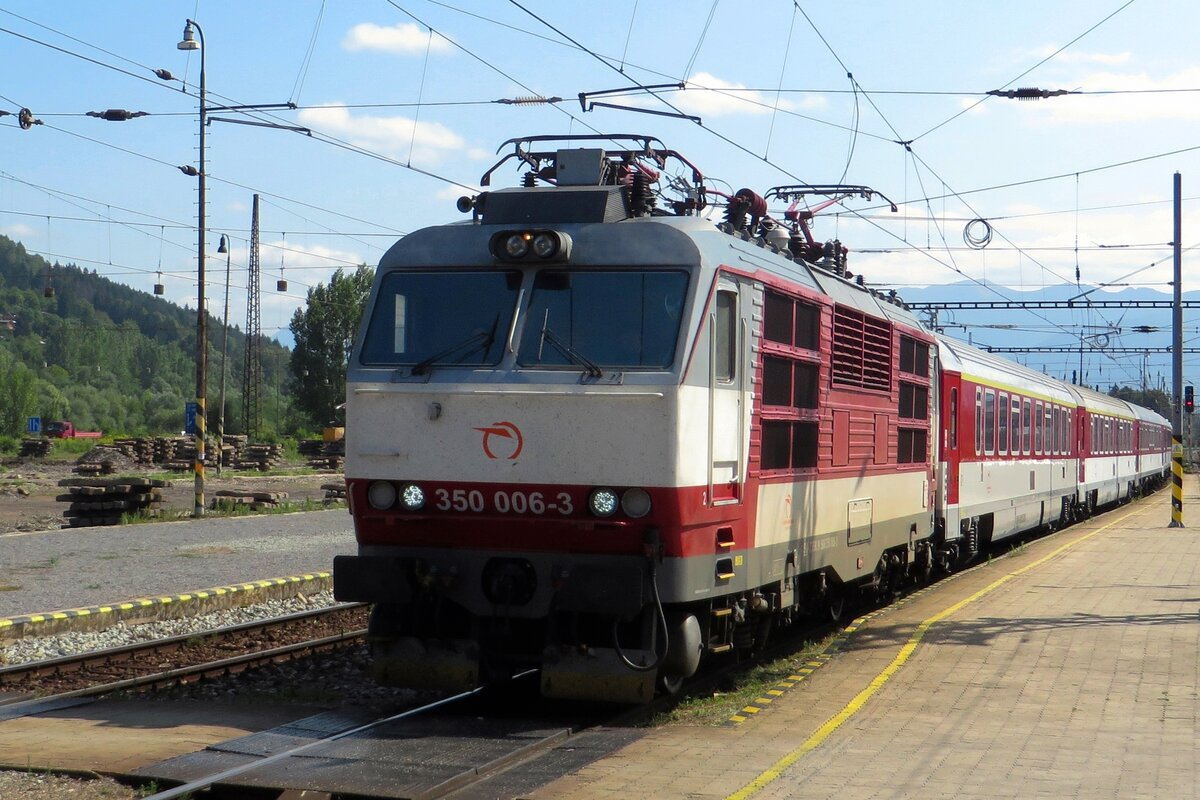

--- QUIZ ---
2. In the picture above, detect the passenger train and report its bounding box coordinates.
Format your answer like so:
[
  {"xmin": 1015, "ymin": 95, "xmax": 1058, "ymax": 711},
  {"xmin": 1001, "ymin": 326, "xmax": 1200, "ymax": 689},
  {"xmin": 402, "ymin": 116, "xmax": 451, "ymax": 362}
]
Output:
[{"xmin": 333, "ymin": 135, "xmax": 1171, "ymax": 702}]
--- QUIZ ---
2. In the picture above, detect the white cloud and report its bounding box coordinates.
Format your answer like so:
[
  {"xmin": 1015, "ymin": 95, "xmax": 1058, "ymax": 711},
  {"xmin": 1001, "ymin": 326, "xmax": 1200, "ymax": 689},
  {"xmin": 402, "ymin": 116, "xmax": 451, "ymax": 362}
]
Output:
[
  {"xmin": 673, "ymin": 72, "xmax": 826, "ymax": 118},
  {"xmin": 1031, "ymin": 46, "xmax": 1132, "ymax": 66},
  {"xmin": 342, "ymin": 22, "xmax": 452, "ymax": 55},
  {"xmin": 298, "ymin": 104, "xmax": 466, "ymax": 165},
  {"xmin": 1014, "ymin": 66, "xmax": 1200, "ymax": 125},
  {"xmin": 0, "ymin": 222, "xmax": 36, "ymax": 239},
  {"xmin": 959, "ymin": 97, "xmax": 988, "ymax": 114},
  {"xmin": 436, "ymin": 184, "xmax": 480, "ymax": 202}
]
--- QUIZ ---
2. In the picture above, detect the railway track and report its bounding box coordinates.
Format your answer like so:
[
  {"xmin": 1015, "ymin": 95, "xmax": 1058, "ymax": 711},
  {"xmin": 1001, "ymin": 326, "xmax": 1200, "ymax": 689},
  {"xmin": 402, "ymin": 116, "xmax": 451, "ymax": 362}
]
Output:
[{"xmin": 0, "ymin": 603, "xmax": 368, "ymax": 714}]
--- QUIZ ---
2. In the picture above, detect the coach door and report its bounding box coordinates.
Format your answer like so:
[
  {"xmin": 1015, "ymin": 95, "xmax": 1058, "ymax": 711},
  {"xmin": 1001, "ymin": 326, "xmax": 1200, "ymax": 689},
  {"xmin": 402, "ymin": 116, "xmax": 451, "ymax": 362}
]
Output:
[{"xmin": 709, "ymin": 284, "xmax": 744, "ymax": 504}]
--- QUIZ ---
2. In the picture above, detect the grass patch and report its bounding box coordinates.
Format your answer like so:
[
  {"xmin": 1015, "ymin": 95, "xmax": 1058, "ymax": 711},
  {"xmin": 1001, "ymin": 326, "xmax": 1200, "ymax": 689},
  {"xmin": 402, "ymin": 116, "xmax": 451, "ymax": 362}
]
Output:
[
  {"xmin": 655, "ymin": 636, "xmax": 834, "ymax": 727},
  {"xmin": 0, "ymin": 584, "xmax": 22, "ymax": 592}
]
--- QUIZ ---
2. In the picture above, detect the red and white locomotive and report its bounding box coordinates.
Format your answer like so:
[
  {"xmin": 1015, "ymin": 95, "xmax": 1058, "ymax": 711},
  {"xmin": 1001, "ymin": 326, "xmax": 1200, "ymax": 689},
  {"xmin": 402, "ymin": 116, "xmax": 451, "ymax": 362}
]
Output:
[{"xmin": 334, "ymin": 135, "xmax": 1171, "ymax": 702}]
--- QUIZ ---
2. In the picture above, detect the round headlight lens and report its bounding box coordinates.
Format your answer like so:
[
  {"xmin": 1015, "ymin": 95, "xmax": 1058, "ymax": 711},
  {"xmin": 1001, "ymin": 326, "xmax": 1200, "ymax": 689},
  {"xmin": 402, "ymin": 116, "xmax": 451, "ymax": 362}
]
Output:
[
  {"xmin": 588, "ymin": 487, "xmax": 619, "ymax": 517},
  {"xmin": 504, "ymin": 233, "xmax": 531, "ymax": 259},
  {"xmin": 399, "ymin": 483, "xmax": 426, "ymax": 511},
  {"xmin": 621, "ymin": 487, "xmax": 652, "ymax": 518},
  {"xmin": 532, "ymin": 232, "xmax": 559, "ymax": 259},
  {"xmin": 367, "ymin": 481, "xmax": 397, "ymax": 510}
]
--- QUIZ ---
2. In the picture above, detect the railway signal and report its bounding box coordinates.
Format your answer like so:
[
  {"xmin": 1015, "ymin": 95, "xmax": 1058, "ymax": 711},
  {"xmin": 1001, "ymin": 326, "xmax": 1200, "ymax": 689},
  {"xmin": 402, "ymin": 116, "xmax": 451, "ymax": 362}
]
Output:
[{"xmin": 1186, "ymin": 385, "xmax": 1194, "ymax": 414}]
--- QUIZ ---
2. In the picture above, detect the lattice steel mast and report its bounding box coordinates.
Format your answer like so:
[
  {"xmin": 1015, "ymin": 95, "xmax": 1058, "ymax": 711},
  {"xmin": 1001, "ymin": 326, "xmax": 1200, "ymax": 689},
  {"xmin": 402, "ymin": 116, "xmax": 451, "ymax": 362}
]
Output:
[{"xmin": 242, "ymin": 193, "xmax": 263, "ymax": 440}]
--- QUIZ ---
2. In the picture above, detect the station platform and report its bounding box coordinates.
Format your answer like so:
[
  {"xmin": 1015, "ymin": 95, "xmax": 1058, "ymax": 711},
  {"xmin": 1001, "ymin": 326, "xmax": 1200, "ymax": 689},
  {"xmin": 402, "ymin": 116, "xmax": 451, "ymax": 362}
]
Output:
[{"xmin": 531, "ymin": 478, "xmax": 1200, "ymax": 799}]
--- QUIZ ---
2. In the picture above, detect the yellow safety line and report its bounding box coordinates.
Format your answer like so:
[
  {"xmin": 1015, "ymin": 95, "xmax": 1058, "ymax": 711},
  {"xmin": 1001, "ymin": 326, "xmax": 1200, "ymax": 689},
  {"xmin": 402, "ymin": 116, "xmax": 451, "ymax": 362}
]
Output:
[{"xmin": 724, "ymin": 501, "xmax": 1150, "ymax": 800}]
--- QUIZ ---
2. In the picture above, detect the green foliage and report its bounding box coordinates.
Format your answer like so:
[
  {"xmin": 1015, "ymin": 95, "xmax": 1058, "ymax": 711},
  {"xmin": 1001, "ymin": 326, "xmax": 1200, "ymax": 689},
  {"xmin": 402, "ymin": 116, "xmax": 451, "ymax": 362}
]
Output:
[
  {"xmin": 0, "ymin": 352, "xmax": 37, "ymax": 436},
  {"xmin": 289, "ymin": 264, "xmax": 374, "ymax": 428},
  {"xmin": 1108, "ymin": 386, "xmax": 1172, "ymax": 419},
  {"xmin": 0, "ymin": 234, "xmax": 299, "ymax": 437}
]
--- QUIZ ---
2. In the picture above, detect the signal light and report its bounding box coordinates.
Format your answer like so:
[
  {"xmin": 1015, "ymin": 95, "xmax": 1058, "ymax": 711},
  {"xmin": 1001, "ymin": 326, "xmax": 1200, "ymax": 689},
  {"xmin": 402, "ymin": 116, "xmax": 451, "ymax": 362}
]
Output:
[{"xmin": 1186, "ymin": 385, "xmax": 1194, "ymax": 414}]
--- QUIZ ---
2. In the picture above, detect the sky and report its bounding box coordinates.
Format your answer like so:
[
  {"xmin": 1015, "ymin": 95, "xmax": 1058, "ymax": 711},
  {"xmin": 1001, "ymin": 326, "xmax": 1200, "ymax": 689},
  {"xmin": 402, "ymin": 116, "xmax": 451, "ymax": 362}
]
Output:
[{"xmin": 1, "ymin": 0, "xmax": 1198, "ymax": 387}]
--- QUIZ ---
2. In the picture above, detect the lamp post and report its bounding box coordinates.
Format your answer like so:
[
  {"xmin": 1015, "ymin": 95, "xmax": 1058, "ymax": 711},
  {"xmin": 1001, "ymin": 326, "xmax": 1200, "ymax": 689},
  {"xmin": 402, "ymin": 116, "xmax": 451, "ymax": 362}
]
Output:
[
  {"xmin": 216, "ymin": 234, "xmax": 233, "ymax": 475},
  {"xmin": 178, "ymin": 19, "xmax": 207, "ymax": 517}
]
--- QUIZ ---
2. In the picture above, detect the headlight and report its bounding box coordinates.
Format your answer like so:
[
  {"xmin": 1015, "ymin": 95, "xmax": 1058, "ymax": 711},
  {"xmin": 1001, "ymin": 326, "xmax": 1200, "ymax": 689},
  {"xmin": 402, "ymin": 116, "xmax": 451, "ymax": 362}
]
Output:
[
  {"xmin": 399, "ymin": 483, "xmax": 426, "ymax": 511},
  {"xmin": 367, "ymin": 481, "xmax": 397, "ymax": 510},
  {"xmin": 532, "ymin": 232, "xmax": 560, "ymax": 259},
  {"xmin": 504, "ymin": 233, "xmax": 531, "ymax": 259},
  {"xmin": 621, "ymin": 488, "xmax": 652, "ymax": 518},
  {"xmin": 588, "ymin": 487, "xmax": 619, "ymax": 517}
]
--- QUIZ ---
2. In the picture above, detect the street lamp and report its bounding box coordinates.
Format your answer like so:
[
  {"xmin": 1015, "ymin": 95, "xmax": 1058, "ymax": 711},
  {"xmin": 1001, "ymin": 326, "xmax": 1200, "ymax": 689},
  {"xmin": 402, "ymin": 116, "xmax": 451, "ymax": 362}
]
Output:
[
  {"xmin": 178, "ymin": 19, "xmax": 207, "ymax": 517},
  {"xmin": 217, "ymin": 234, "xmax": 232, "ymax": 475}
]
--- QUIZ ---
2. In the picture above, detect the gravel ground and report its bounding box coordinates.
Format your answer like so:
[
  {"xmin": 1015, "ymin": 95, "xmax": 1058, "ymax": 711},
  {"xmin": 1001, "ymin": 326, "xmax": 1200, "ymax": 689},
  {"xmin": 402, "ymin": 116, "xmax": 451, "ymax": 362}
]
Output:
[
  {"xmin": 0, "ymin": 772, "xmax": 141, "ymax": 800},
  {"xmin": 0, "ymin": 509, "xmax": 355, "ymax": 619},
  {"xmin": 1, "ymin": 591, "xmax": 341, "ymax": 665}
]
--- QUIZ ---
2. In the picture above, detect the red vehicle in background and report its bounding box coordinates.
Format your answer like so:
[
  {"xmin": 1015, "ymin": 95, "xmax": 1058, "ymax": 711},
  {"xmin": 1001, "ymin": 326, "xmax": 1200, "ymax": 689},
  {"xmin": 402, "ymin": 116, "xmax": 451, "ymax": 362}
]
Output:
[{"xmin": 44, "ymin": 421, "xmax": 102, "ymax": 439}]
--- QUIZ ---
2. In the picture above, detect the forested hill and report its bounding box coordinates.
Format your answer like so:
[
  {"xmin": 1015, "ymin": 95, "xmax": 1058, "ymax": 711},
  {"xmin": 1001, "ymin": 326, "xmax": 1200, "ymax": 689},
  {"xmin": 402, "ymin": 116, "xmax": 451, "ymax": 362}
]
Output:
[{"xmin": 0, "ymin": 235, "xmax": 294, "ymax": 439}]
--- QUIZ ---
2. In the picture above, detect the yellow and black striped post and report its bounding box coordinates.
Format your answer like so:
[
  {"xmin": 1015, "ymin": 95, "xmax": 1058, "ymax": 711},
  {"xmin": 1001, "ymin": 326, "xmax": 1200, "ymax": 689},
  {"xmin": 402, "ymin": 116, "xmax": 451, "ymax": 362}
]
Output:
[
  {"xmin": 194, "ymin": 397, "xmax": 206, "ymax": 517},
  {"xmin": 1170, "ymin": 435, "xmax": 1184, "ymax": 527}
]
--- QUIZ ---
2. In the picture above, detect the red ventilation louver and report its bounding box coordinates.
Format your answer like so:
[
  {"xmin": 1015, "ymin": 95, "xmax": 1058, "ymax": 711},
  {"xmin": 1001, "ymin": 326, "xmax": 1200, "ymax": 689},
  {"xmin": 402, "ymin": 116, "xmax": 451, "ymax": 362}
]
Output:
[{"xmin": 831, "ymin": 305, "xmax": 892, "ymax": 391}]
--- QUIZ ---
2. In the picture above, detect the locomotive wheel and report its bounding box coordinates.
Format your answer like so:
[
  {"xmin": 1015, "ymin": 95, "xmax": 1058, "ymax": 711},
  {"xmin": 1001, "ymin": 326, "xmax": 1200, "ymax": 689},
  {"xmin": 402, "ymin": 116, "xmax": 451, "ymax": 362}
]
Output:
[{"xmin": 660, "ymin": 672, "xmax": 685, "ymax": 696}]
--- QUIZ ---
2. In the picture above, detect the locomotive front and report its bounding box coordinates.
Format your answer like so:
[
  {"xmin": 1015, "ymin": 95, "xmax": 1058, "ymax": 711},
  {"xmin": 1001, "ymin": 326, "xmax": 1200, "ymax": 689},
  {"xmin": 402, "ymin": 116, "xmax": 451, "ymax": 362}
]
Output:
[{"xmin": 335, "ymin": 138, "xmax": 717, "ymax": 702}]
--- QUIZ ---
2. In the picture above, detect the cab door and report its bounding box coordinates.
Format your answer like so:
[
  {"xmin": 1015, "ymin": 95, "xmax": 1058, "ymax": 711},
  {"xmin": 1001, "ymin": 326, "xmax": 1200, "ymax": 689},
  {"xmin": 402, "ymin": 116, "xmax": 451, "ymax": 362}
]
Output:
[{"xmin": 709, "ymin": 284, "xmax": 744, "ymax": 504}]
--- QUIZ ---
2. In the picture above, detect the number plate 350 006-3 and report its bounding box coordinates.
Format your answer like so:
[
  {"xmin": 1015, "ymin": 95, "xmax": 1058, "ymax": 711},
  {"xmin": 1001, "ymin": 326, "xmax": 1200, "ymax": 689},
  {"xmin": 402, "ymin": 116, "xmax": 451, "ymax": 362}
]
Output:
[{"xmin": 432, "ymin": 487, "xmax": 576, "ymax": 516}]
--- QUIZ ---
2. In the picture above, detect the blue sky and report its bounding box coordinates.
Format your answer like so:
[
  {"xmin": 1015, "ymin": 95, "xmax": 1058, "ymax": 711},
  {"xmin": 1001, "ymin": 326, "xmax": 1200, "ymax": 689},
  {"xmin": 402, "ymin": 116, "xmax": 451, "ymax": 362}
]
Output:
[{"xmin": 1, "ymin": 0, "xmax": 1197, "ymax": 381}]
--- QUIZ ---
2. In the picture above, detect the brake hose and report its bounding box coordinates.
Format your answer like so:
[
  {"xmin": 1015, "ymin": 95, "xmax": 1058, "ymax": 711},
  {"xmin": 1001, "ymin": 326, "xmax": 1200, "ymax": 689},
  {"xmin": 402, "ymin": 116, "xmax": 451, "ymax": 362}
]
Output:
[{"xmin": 613, "ymin": 558, "xmax": 670, "ymax": 672}]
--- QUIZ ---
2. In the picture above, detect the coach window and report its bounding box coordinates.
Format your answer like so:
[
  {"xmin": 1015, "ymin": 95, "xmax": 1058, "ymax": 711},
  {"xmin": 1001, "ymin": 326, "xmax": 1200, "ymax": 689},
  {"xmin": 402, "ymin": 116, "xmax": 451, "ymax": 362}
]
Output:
[
  {"xmin": 1050, "ymin": 405, "xmax": 1059, "ymax": 455},
  {"xmin": 984, "ymin": 389, "xmax": 996, "ymax": 455},
  {"xmin": 1034, "ymin": 401, "xmax": 1042, "ymax": 454},
  {"xmin": 1022, "ymin": 398, "xmax": 1032, "ymax": 454},
  {"xmin": 1011, "ymin": 398, "xmax": 1022, "ymax": 456},
  {"xmin": 949, "ymin": 388, "xmax": 958, "ymax": 449},
  {"xmin": 1044, "ymin": 406, "xmax": 1053, "ymax": 455},
  {"xmin": 998, "ymin": 393, "xmax": 1009, "ymax": 455},
  {"xmin": 975, "ymin": 388, "xmax": 983, "ymax": 455}
]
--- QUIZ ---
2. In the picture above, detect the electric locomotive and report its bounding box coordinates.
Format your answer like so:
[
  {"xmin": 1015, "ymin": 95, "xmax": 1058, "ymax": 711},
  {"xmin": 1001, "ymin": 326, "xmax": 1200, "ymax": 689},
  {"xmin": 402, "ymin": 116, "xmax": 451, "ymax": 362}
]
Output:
[
  {"xmin": 333, "ymin": 134, "xmax": 1169, "ymax": 702},
  {"xmin": 334, "ymin": 135, "xmax": 944, "ymax": 702}
]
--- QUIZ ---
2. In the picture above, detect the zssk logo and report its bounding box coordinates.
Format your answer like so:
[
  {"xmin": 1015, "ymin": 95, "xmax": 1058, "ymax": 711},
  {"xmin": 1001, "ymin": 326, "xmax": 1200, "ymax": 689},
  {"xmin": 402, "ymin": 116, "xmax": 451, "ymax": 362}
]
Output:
[{"xmin": 475, "ymin": 421, "xmax": 524, "ymax": 460}]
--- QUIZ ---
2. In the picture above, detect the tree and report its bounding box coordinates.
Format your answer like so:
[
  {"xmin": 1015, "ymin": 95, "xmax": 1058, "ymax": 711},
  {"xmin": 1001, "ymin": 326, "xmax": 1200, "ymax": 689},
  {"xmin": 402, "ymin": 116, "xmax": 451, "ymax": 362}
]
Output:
[
  {"xmin": 288, "ymin": 265, "xmax": 374, "ymax": 427},
  {"xmin": 0, "ymin": 354, "xmax": 37, "ymax": 436},
  {"xmin": 1108, "ymin": 386, "xmax": 1172, "ymax": 420}
]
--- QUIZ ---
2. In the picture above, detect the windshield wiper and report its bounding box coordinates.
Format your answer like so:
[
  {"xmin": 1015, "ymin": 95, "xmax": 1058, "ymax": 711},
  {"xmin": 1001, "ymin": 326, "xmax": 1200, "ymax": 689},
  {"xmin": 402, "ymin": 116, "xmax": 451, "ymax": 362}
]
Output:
[
  {"xmin": 537, "ymin": 311, "xmax": 602, "ymax": 377},
  {"xmin": 411, "ymin": 318, "xmax": 498, "ymax": 375}
]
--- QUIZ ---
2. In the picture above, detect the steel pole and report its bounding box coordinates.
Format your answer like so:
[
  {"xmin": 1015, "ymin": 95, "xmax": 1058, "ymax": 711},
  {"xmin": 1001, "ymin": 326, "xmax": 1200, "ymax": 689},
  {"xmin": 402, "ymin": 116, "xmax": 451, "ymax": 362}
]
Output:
[
  {"xmin": 191, "ymin": 19, "xmax": 207, "ymax": 518},
  {"xmin": 1171, "ymin": 171, "xmax": 1184, "ymax": 527},
  {"xmin": 217, "ymin": 239, "xmax": 231, "ymax": 476}
]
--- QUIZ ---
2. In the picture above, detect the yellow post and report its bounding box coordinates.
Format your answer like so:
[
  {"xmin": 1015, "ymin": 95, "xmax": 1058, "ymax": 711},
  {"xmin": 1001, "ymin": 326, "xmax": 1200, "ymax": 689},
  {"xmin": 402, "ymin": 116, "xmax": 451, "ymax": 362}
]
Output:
[{"xmin": 1170, "ymin": 435, "xmax": 1184, "ymax": 528}]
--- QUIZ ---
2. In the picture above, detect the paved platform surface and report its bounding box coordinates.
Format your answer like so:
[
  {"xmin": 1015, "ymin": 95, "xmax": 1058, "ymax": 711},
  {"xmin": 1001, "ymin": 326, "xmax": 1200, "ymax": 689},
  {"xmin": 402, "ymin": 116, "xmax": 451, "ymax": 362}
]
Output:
[
  {"xmin": 530, "ymin": 481, "xmax": 1200, "ymax": 799},
  {"xmin": 0, "ymin": 509, "xmax": 355, "ymax": 618},
  {"xmin": 0, "ymin": 699, "xmax": 322, "ymax": 773}
]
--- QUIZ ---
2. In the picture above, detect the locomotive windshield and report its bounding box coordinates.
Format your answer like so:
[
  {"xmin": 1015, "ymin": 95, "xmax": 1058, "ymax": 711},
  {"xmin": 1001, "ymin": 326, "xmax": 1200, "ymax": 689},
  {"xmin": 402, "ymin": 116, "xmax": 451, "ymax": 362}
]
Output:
[
  {"xmin": 359, "ymin": 270, "xmax": 521, "ymax": 366},
  {"xmin": 516, "ymin": 269, "xmax": 688, "ymax": 370}
]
